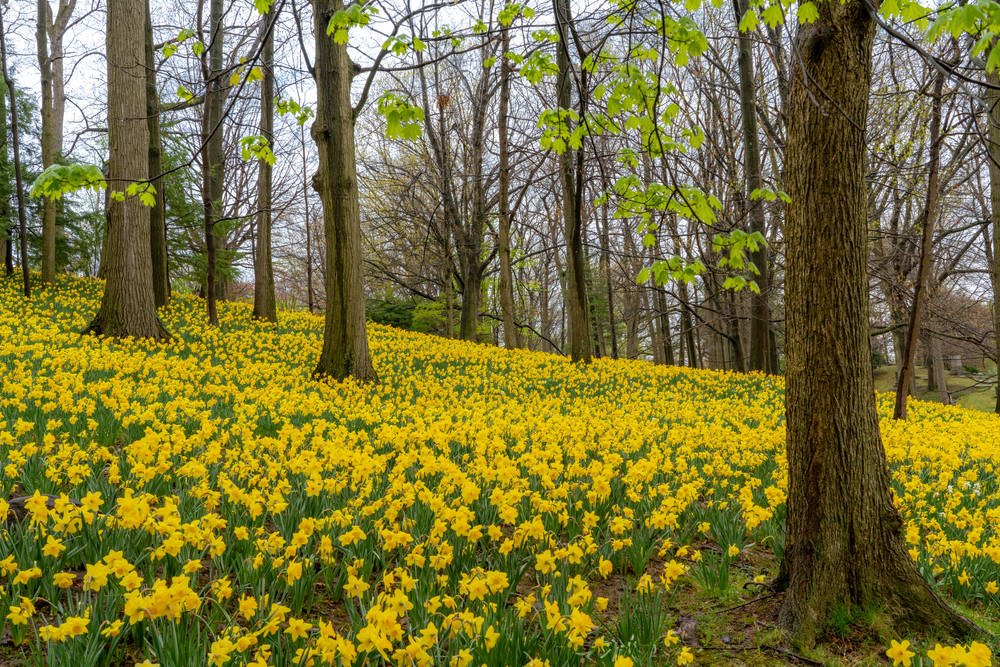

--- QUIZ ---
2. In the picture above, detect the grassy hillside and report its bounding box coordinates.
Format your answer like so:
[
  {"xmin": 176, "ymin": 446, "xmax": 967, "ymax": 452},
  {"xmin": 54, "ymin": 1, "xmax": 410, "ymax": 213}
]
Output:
[{"xmin": 1, "ymin": 274, "xmax": 998, "ymax": 666}]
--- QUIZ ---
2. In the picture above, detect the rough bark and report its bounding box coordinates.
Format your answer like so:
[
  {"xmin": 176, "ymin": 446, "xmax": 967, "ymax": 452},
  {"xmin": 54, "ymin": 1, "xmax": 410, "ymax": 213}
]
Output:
[
  {"xmin": 200, "ymin": 0, "xmax": 224, "ymax": 325},
  {"xmin": 893, "ymin": 68, "xmax": 945, "ymax": 420},
  {"xmin": 0, "ymin": 50, "xmax": 10, "ymax": 277},
  {"xmin": 310, "ymin": 0, "xmax": 376, "ymax": 383},
  {"xmin": 986, "ymin": 69, "xmax": 1000, "ymax": 414},
  {"xmin": 931, "ymin": 337, "xmax": 949, "ymax": 405},
  {"xmin": 734, "ymin": 0, "xmax": 770, "ymax": 373},
  {"xmin": 253, "ymin": 10, "xmax": 277, "ymax": 322},
  {"xmin": 302, "ymin": 125, "xmax": 314, "ymax": 314},
  {"xmin": 600, "ymin": 201, "xmax": 619, "ymax": 358},
  {"xmin": 82, "ymin": 0, "xmax": 167, "ymax": 340},
  {"xmin": 554, "ymin": 0, "xmax": 590, "ymax": 363},
  {"xmin": 498, "ymin": 28, "xmax": 517, "ymax": 350},
  {"xmin": 1, "ymin": 18, "xmax": 29, "ymax": 297},
  {"xmin": 656, "ymin": 286, "xmax": 673, "ymax": 365},
  {"xmin": 145, "ymin": 0, "xmax": 169, "ymax": 308},
  {"xmin": 37, "ymin": 0, "xmax": 57, "ymax": 284},
  {"xmin": 777, "ymin": 0, "xmax": 978, "ymax": 646}
]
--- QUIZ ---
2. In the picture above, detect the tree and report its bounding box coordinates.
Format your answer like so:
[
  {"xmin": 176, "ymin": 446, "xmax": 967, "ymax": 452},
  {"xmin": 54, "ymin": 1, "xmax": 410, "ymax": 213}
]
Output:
[
  {"xmin": 201, "ymin": 0, "xmax": 226, "ymax": 325},
  {"xmin": 1, "ymin": 14, "xmax": 30, "ymax": 297},
  {"xmin": 775, "ymin": 0, "xmax": 976, "ymax": 645},
  {"xmin": 252, "ymin": 6, "xmax": 278, "ymax": 323},
  {"xmin": 893, "ymin": 64, "xmax": 946, "ymax": 420},
  {"xmin": 553, "ymin": 0, "xmax": 591, "ymax": 363},
  {"xmin": 36, "ymin": 0, "xmax": 77, "ymax": 285},
  {"xmin": 733, "ymin": 0, "xmax": 771, "ymax": 374},
  {"xmin": 497, "ymin": 26, "xmax": 518, "ymax": 350},
  {"xmin": 82, "ymin": 0, "xmax": 168, "ymax": 341},
  {"xmin": 0, "ymin": 47, "xmax": 10, "ymax": 277},
  {"xmin": 145, "ymin": 0, "xmax": 169, "ymax": 308},
  {"xmin": 986, "ymin": 69, "xmax": 1000, "ymax": 415},
  {"xmin": 309, "ymin": 0, "xmax": 377, "ymax": 383}
]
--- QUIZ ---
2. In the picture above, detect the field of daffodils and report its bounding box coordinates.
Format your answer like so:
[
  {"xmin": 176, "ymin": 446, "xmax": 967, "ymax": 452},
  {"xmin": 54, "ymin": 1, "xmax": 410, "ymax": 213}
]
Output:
[{"xmin": 1, "ymin": 274, "xmax": 998, "ymax": 666}]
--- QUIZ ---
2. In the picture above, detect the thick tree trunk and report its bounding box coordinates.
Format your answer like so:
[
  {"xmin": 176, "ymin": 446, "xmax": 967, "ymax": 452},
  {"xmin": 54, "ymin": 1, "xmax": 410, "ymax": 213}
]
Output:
[
  {"xmin": 893, "ymin": 68, "xmax": 945, "ymax": 420},
  {"xmin": 1, "ymin": 17, "xmax": 30, "ymax": 297},
  {"xmin": 459, "ymin": 271, "xmax": 482, "ymax": 342},
  {"xmin": 37, "ymin": 0, "xmax": 57, "ymax": 285},
  {"xmin": 0, "ymin": 51, "xmax": 10, "ymax": 277},
  {"xmin": 656, "ymin": 287, "xmax": 673, "ymax": 365},
  {"xmin": 303, "ymin": 125, "xmax": 314, "ymax": 313},
  {"xmin": 310, "ymin": 0, "xmax": 376, "ymax": 383},
  {"xmin": 601, "ymin": 203, "xmax": 618, "ymax": 358},
  {"xmin": 985, "ymin": 70, "xmax": 1000, "ymax": 415},
  {"xmin": 498, "ymin": 28, "xmax": 517, "ymax": 350},
  {"xmin": 734, "ymin": 0, "xmax": 770, "ymax": 373},
  {"xmin": 201, "ymin": 0, "xmax": 224, "ymax": 325},
  {"xmin": 777, "ymin": 0, "xmax": 977, "ymax": 646},
  {"xmin": 932, "ymin": 337, "xmax": 949, "ymax": 404},
  {"xmin": 145, "ymin": 0, "xmax": 169, "ymax": 309},
  {"xmin": 253, "ymin": 10, "xmax": 277, "ymax": 322},
  {"xmin": 83, "ymin": 0, "xmax": 167, "ymax": 340},
  {"xmin": 554, "ymin": 0, "xmax": 590, "ymax": 363}
]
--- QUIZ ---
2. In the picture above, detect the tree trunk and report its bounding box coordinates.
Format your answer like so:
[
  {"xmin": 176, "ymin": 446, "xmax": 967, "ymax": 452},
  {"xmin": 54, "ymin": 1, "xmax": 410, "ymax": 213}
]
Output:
[
  {"xmin": 253, "ymin": 10, "xmax": 277, "ymax": 322},
  {"xmin": 656, "ymin": 287, "xmax": 673, "ymax": 365},
  {"xmin": 82, "ymin": 0, "xmax": 167, "ymax": 340},
  {"xmin": 37, "ymin": 0, "xmax": 57, "ymax": 285},
  {"xmin": 734, "ymin": 0, "xmax": 770, "ymax": 373},
  {"xmin": 985, "ymin": 70, "xmax": 1000, "ymax": 415},
  {"xmin": 145, "ymin": 0, "xmax": 169, "ymax": 309},
  {"xmin": 541, "ymin": 256, "xmax": 551, "ymax": 352},
  {"xmin": 601, "ymin": 202, "xmax": 619, "ymax": 358},
  {"xmin": 497, "ymin": 28, "xmax": 517, "ymax": 350},
  {"xmin": 1, "ymin": 16, "xmax": 30, "ymax": 297},
  {"xmin": 459, "ymin": 270, "xmax": 482, "ymax": 342},
  {"xmin": 891, "ymin": 325, "xmax": 915, "ymax": 397},
  {"xmin": 777, "ymin": 0, "xmax": 977, "ymax": 646},
  {"xmin": 0, "ymin": 48, "xmax": 10, "ymax": 277},
  {"xmin": 302, "ymin": 124, "xmax": 314, "ymax": 314},
  {"xmin": 932, "ymin": 336, "xmax": 948, "ymax": 404},
  {"xmin": 893, "ymin": 68, "xmax": 945, "ymax": 420},
  {"xmin": 200, "ymin": 0, "xmax": 224, "ymax": 325},
  {"xmin": 310, "ymin": 0, "xmax": 376, "ymax": 383},
  {"xmin": 554, "ymin": 0, "xmax": 590, "ymax": 363}
]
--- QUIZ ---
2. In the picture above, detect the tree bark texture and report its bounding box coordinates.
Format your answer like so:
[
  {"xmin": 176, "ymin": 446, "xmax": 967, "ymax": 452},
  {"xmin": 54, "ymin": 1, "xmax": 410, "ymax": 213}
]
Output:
[
  {"xmin": 310, "ymin": 0, "xmax": 376, "ymax": 383},
  {"xmin": 498, "ymin": 28, "xmax": 518, "ymax": 350},
  {"xmin": 200, "ymin": 0, "xmax": 224, "ymax": 325},
  {"xmin": 37, "ymin": 0, "xmax": 57, "ymax": 285},
  {"xmin": 82, "ymin": 0, "xmax": 167, "ymax": 340},
  {"xmin": 1, "ymin": 15, "xmax": 31, "ymax": 298},
  {"xmin": 554, "ymin": 0, "xmax": 590, "ymax": 363},
  {"xmin": 777, "ymin": 0, "xmax": 976, "ymax": 646},
  {"xmin": 0, "ymin": 51, "xmax": 10, "ymax": 277},
  {"xmin": 893, "ymin": 69, "xmax": 945, "ymax": 420},
  {"xmin": 734, "ymin": 0, "xmax": 771, "ymax": 374},
  {"xmin": 253, "ymin": 10, "xmax": 277, "ymax": 322},
  {"xmin": 985, "ymin": 69, "xmax": 1000, "ymax": 414},
  {"xmin": 145, "ymin": 0, "xmax": 169, "ymax": 309}
]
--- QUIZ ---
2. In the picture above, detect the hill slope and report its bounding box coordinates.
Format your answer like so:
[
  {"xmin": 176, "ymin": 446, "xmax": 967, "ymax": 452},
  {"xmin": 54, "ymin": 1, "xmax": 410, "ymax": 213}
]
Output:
[{"xmin": 1, "ymin": 274, "xmax": 998, "ymax": 666}]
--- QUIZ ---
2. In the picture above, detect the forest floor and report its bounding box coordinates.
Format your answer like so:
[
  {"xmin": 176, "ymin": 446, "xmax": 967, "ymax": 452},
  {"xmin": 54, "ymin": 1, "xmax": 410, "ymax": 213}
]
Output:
[{"xmin": 873, "ymin": 365, "xmax": 998, "ymax": 413}]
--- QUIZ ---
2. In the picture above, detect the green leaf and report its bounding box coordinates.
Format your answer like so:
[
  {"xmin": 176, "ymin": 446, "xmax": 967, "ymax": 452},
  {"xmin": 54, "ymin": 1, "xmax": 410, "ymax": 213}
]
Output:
[
  {"xmin": 738, "ymin": 9, "xmax": 759, "ymax": 32},
  {"xmin": 761, "ymin": 4, "xmax": 784, "ymax": 28},
  {"xmin": 796, "ymin": 2, "xmax": 819, "ymax": 24},
  {"xmin": 637, "ymin": 267, "xmax": 650, "ymax": 283},
  {"xmin": 254, "ymin": 0, "xmax": 274, "ymax": 13},
  {"xmin": 192, "ymin": 41, "xmax": 205, "ymax": 56},
  {"xmin": 484, "ymin": 56, "xmax": 497, "ymax": 68},
  {"xmin": 988, "ymin": 44, "xmax": 1000, "ymax": 73}
]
